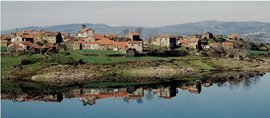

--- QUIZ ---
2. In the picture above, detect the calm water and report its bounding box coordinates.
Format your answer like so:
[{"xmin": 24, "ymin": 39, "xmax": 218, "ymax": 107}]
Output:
[{"xmin": 1, "ymin": 73, "xmax": 270, "ymax": 118}]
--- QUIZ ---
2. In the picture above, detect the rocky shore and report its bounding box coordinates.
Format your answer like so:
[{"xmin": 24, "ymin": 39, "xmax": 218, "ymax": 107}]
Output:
[{"xmin": 25, "ymin": 57, "xmax": 270, "ymax": 86}]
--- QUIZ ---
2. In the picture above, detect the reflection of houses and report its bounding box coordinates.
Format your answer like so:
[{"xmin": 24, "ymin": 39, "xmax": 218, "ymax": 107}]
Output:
[
  {"xmin": 70, "ymin": 87, "xmax": 145, "ymax": 106},
  {"xmin": 1, "ymin": 92, "xmax": 63, "ymax": 103},
  {"xmin": 151, "ymin": 34, "xmax": 177, "ymax": 49},
  {"xmin": 202, "ymin": 82, "xmax": 213, "ymax": 87},
  {"xmin": 127, "ymin": 87, "xmax": 144, "ymax": 99},
  {"xmin": 152, "ymin": 86, "xmax": 177, "ymax": 99},
  {"xmin": 180, "ymin": 82, "xmax": 201, "ymax": 94}
]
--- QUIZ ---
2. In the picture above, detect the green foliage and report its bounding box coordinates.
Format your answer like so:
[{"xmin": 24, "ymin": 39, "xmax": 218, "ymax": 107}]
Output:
[
  {"xmin": 47, "ymin": 53, "xmax": 77, "ymax": 64},
  {"xmin": 80, "ymin": 49, "xmax": 124, "ymax": 56},
  {"xmin": 1, "ymin": 46, "xmax": 7, "ymax": 52},
  {"xmin": 214, "ymin": 37, "xmax": 225, "ymax": 42},
  {"xmin": 22, "ymin": 54, "xmax": 45, "ymax": 65},
  {"xmin": 249, "ymin": 50, "xmax": 270, "ymax": 56},
  {"xmin": 1, "ymin": 56, "xmax": 20, "ymax": 74}
]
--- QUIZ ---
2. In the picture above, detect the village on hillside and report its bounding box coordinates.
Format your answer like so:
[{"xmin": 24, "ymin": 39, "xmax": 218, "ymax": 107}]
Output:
[{"xmin": 1, "ymin": 24, "xmax": 270, "ymax": 58}]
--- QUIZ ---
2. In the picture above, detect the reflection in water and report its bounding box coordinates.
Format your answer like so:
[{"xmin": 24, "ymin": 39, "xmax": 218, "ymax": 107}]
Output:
[{"xmin": 1, "ymin": 72, "xmax": 265, "ymax": 106}]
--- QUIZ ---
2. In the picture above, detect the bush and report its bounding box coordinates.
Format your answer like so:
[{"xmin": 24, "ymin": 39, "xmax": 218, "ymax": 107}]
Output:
[
  {"xmin": 20, "ymin": 54, "xmax": 44, "ymax": 65},
  {"xmin": 47, "ymin": 53, "xmax": 77, "ymax": 64}
]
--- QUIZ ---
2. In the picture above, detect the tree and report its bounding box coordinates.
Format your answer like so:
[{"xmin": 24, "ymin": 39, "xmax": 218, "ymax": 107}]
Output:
[
  {"xmin": 135, "ymin": 27, "xmax": 143, "ymax": 34},
  {"xmin": 126, "ymin": 48, "xmax": 136, "ymax": 57},
  {"xmin": 56, "ymin": 32, "xmax": 63, "ymax": 44},
  {"xmin": 123, "ymin": 28, "xmax": 129, "ymax": 35}
]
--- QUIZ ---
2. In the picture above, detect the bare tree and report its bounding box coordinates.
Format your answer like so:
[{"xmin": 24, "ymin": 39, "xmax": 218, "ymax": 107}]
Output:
[
  {"xmin": 136, "ymin": 27, "xmax": 143, "ymax": 34},
  {"xmin": 123, "ymin": 28, "xmax": 129, "ymax": 35}
]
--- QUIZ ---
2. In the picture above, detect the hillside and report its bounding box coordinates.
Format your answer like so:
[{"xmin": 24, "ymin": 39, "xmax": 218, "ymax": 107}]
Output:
[{"xmin": 2, "ymin": 20, "xmax": 270, "ymax": 42}]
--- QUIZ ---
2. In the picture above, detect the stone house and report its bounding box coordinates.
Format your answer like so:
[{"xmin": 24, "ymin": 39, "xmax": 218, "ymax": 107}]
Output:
[
  {"xmin": 180, "ymin": 34, "xmax": 202, "ymax": 49},
  {"xmin": 19, "ymin": 41, "xmax": 33, "ymax": 50},
  {"xmin": 96, "ymin": 38, "xmax": 114, "ymax": 50},
  {"xmin": 209, "ymin": 42, "xmax": 222, "ymax": 49},
  {"xmin": 12, "ymin": 34, "xmax": 34, "ymax": 43},
  {"xmin": 151, "ymin": 34, "xmax": 177, "ymax": 49},
  {"xmin": 76, "ymin": 25, "xmax": 95, "ymax": 38},
  {"xmin": 42, "ymin": 32, "xmax": 63, "ymax": 44},
  {"xmin": 7, "ymin": 43, "xmax": 24, "ymax": 52},
  {"xmin": 201, "ymin": 32, "xmax": 214, "ymax": 39},
  {"xmin": 79, "ymin": 37, "xmax": 95, "ymax": 43},
  {"xmin": 1, "ymin": 35, "xmax": 13, "ymax": 47},
  {"xmin": 72, "ymin": 41, "xmax": 83, "ymax": 50},
  {"xmin": 113, "ymin": 42, "xmax": 128, "ymax": 51},
  {"xmin": 128, "ymin": 41, "xmax": 143, "ymax": 52},
  {"xmin": 125, "ymin": 32, "xmax": 142, "ymax": 41},
  {"xmin": 83, "ymin": 42, "xmax": 100, "ymax": 50},
  {"xmin": 222, "ymin": 42, "xmax": 234, "ymax": 49},
  {"xmin": 230, "ymin": 33, "xmax": 241, "ymax": 40}
]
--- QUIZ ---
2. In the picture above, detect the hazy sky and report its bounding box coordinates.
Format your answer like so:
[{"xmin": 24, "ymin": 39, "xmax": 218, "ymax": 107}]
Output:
[{"xmin": 1, "ymin": 1, "xmax": 270, "ymax": 30}]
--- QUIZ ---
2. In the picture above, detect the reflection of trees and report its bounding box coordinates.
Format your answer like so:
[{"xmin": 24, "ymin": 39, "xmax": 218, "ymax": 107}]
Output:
[
  {"xmin": 123, "ymin": 97, "xmax": 129, "ymax": 103},
  {"xmin": 136, "ymin": 98, "xmax": 143, "ymax": 104},
  {"xmin": 145, "ymin": 91, "xmax": 154, "ymax": 101},
  {"xmin": 2, "ymin": 72, "xmax": 265, "ymax": 106},
  {"xmin": 212, "ymin": 72, "xmax": 264, "ymax": 90}
]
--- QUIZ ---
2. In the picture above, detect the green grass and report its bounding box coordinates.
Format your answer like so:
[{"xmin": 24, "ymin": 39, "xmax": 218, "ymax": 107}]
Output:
[
  {"xmin": 69, "ymin": 50, "xmax": 212, "ymax": 64},
  {"xmin": 69, "ymin": 51, "xmax": 166, "ymax": 64},
  {"xmin": 1, "ymin": 56, "xmax": 20, "ymax": 74},
  {"xmin": 80, "ymin": 49, "xmax": 124, "ymax": 55},
  {"xmin": 249, "ymin": 50, "xmax": 269, "ymax": 56},
  {"xmin": 1, "ymin": 46, "xmax": 7, "ymax": 52}
]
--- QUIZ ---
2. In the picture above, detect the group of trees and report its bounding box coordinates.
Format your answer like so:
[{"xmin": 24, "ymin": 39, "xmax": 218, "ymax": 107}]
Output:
[{"xmin": 123, "ymin": 27, "xmax": 144, "ymax": 35}]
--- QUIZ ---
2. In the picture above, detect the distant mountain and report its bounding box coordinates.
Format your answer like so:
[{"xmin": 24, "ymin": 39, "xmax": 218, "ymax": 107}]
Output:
[{"xmin": 2, "ymin": 20, "xmax": 270, "ymax": 42}]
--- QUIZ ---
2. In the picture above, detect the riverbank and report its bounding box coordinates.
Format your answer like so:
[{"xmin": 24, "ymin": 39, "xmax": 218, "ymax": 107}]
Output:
[{"xmin": 2, "ymin": 53, "xmax": 270, "ymax": 86}]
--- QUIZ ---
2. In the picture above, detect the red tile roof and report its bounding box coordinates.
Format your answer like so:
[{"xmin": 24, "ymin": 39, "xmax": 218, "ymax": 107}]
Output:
[
  {"xmin": 113, "ymin": 42, "xmax": 128, "ymax": 49},
  {"xmin": 86, "ymin": 42, "xmax": 100, "ymax": 44},
  {"xmin": 21, "ymin": 41, "xmax": 33, "ymax": 46},
  {"xmin": 20, "ymin": 34, "xmax": 34, "ymax": 39},
  {"xmin": 210, "ymin": 43, "xmax": 221, "ymax": 48},
  {"xmin": 45, "ymin": 43, "xmax": 56, "ymax": 48},
  {"xmin": 107, "ymin": 34, "xmax": 119, "ymax": 38},
  {"xmin": 94, "ymin": 34, "xmax": 106, "ymax": 40},
  {"xmin": 179, "ymin": 40, "xmax": 189, "ymax": 46},
  {"xmin": 222, "ymin": 42, "xmax": 234, "ymax": 47},
  {"xmin": 32, "ymin": 45, "xmax": 43, "ymax": 49},
  {"xmin": 96, "ymin": 38, "xmax": 114, "ymax": 45},
  {"xmin": 1, "ymin": 35, "xmax": 14, "ymax": 40},
  {"xmin": 43, "ymin": 32, "xmax": 59, "ymax": 37}
]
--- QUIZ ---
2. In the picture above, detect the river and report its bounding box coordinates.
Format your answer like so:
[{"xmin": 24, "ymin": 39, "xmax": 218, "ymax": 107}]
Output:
[{"xmin": 1, "ymin": 72, "xmax": 270, "ymax": 118}]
